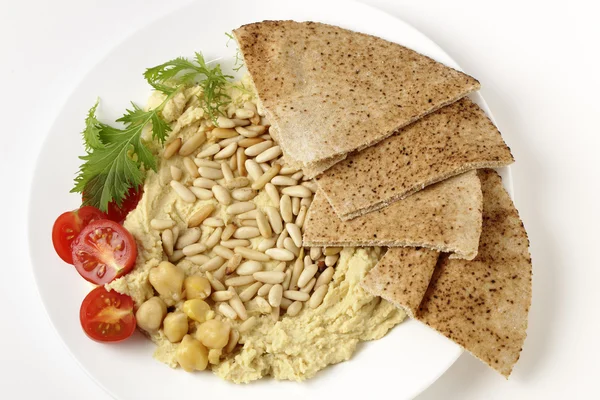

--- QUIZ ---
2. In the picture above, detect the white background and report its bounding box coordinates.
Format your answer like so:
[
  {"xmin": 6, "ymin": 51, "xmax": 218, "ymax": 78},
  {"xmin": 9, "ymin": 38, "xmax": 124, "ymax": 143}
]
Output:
[{"xmin": 1, "ymin": 0, "xmax": 598, "ymax": 398}]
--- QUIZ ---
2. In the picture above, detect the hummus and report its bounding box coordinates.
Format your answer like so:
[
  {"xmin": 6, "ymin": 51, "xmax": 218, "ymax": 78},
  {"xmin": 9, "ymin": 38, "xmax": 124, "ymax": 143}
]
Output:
[{"xmin": 106, "ymin": 82, "xmax": 406, "ymax": 383}]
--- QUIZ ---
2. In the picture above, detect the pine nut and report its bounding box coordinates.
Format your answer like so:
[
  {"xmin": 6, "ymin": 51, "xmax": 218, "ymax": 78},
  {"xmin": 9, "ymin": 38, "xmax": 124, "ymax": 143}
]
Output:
[
  {"xmin": 214, "ymin": 262, "xmax": 228, "ymax": 281},
  {"xmin": 238, "ymin": 282, "xmax": 262, "ymax": 302},
  {"xmin": 271, "ymin": 175, "xmax": 297, "ymax": 186},
  {"xmin": 283, "ymin": 237, "xmax": 300, "ymax": 257},
  {"xmin": 151, "ymin": 219, "xmax": 175, "ymax": 230},
  {"xmin": 226, "ymin": 202, "xmax": 255, "ymax": 215},
  {"xmin": 264, "ymin": 206, "xmax": 283, "ymax": 234},
  {"xmin": 280, "ymin": 297, "xmax": 293, "ymax": 310},
  {"xmin": 225, "ymin": 328, "xmax": 240, "ymax": 353},
  {"xmin": 282, "ymin": 269, "xmax": 292, "ymax": 290},
  {"xmin": 237, "ymin": 210, "xmax": 258, "ymax": 220},
  {"xmin": 255, "ymin": 296, "xmax": 272, "ymax": 314},
  {"xmin": 238, "ymin": 137, "xmax": 264, "ymax": 148},
  {"xmin": 245, "ymin": 140, "xmax": 273, "ymax": 157},
  {"xmin": 265, "ymin": 248, "xmax": 294, "ymax": 261},
  {"xmin": 245, "ymin": 159, "xmax": 263, "ymax": 181},
  {"xmin": 268, "ymin": 284, "xmax": 283, "ymax": 307},
  {"xmin": 276, "ymin": 229, "xmax": 288, "ymax": 249},
  {"xmin": 240, "ymin": 219, "xmax": 258, "ymax": 227},
  {"xmin": 206, "ymin": 272, "xmax": 225, "ymax": 291},
  {"xmin": 304, "ymin": 255, "xmax": 313, "ymax": 268},
  {"xmin": 298, "ymin": 264, "xmax": 318, "ymax": 288},
  {"xmin": 283, "ymin": 290, "xmax": 310, "ymax": 302},
  {"xmin": 220, "ymin": 239, "xmax": 250, "ymax": 249},
  {"xmin": 201, "ymin": 256, "xmax": 226, "ymax": 272},
  {"xmin": 315, "ymin": 267, "xmax": 334, "ymax": 289},
  {"xmin": 280, "ymin": 195, "xmax": 293, "ymax": 223},
  {"xmin": 214, "ymin": 245, "xmax": 235, "ymax": 260},
  {"xmin": 236, "ymin": 148, "xmax": 247, "ymax": 176},
  {"xmin": 255, "ymin": 209, "xmax": 272, "ymax": 238},
  {"xmin": 228, "ymin": 153, "xmax": 237, "ymax": 172},
  {"xmin": 257, "ymin": 284, "xmax": 273, "ymax": 297},
  {"xmin": 324, "ymin": 247, "xmax": 343, "ymax": 256},
  {"xmin": 214, "ymin": 142, "xmax": 238, "ymax": 160},
  {"xmin": 194, "ymin": 158, "xmax": 221, "ymax": 169},
  {"xmin": 161, "ymin": 229, "xmax": 174, "ymax": 256},
  {"xmin": 235, "ymin": 108, "xmax": 254, "ymax": 119},
  {"xmin": 274, "ymin": 262, "xmax": 286, "ymax": 272},
  {"xmin": 281, "ymin": 185, "xmax": 312, "ymax": 198},
  {"xmin": 239, "ymin": 316, "xmax": 258, "ymax": 332},
  {"xmin": 259, "ymin": 163, "xmax": 270, "ymax": 172},
  {"xmin": 199, "ymin": 166, "xmax": 224, "ymax": 180},
  {"xmin": 290, "ymin": 256, "xmax": 304, "ymax": 290},
  {"xmin": 221, "ymin": 223, "xmax": 236, "ymax": 241},
  {"xmin": 252, "ymin": 164, "xmax": 281, "ymax": 190},
  {"xmin": 224, "ymin": 275, "xmax": 255, "ymax": 287},
  {"xmin": 183, "ymin": 157, "xmax": 199, "ymax": 178},
  {"xmin": 218, "ymin": 303, "xmax": 238, "ymax": 319},
  {"xmin": 231, "ymin": 188, "xmax": 257, "ymax": 201},
  {"xmin": 255, "ymin": 146, "xmax": 282, "ymax": 163},
  {"xmin": 309, "ymin": 285, "xmax": 328, "ymax": 309},
  {"xmin": 270, "ymin": 305, "xmax": 280, "ymax": 321},
  {"xmin": 170, "ymin": 166, "xmax": 183, "ymax": 181},
  {"xmin": 244, "ymin": 124, "xmax": 267, "ymax": 134},
  {"xmin": 234, "ymin": 247, "xmax": 270, "ymax": 262},
  {"xmin": 292, "ymin": 197, "xmax": 300, "ymax": 215},
  {"xmin": 257, "ymin": 237, "xmax": 277, "ymax": 252},
  {"xmin": 186, "ymin": 254, "xmax": 210, "ymax": 265},
  {"xmin": 243, "ymin": 101, "xmax": 257, "ymax": 113},
  {"xmin": 301, "ymin": 197, "xmax": 312, "ymax": 208},
  {"xmin": 212, "ymin": 127, "xmax": 238, "ymax": 139},
  {"xmin": 302, "ymin": 181, "xmax": 318, "ymax": 193},
  {"xmin": 235, "ymin": 126, "xmax": 261, "ymax": 138},
  {"xmin": 264, "ymin": 183, "xmax": 280, "ymax": 207},
  {"xmin": 301, "ymin": 277, "xmax": 317, "ymax": 293},
  {"xmin": 221, "ymin": 162, "xmax": 234, "ymax": 182},
  {"xmin": 175, "ymin": 228, "xmax": 201, "ymax": 249},
  {"xmin": 212, "ymin": 185, "xmax": 232, "ymax": 205},
  {"xmin": 236, "ymin": 261, "xmax": 263, "ymax": 276},
  {"xmin": 228, "ymin": 287, "xmax": 248, "ymax": 320},
  {"xmin": 170, "ymin": 181, "xmax": 196, "ymax": 203},
  {"xmin": 291, "ymin": 171, "xmax": 304, "ymax": 181},
  {"xmin": 296, "ymin": 205, "xmax": 308, "ymax": 228},
  {"xmin": 163, "ymin": 138, "xmax": 182, "ymax": 159},
  {"xmin": 182, "ymin": 243, "xmax": 207, "ymax": 256},
  {"xmin": 218, "ymin": 134, "xmax": 244, "ymax": 148},
  {"xmin": 325, "ymin": 254, "xmax": 340, "ymax": 267},
  {"xmin": 212, "ymin": 291, "xmax": 234, "ymax": 302},
  {"xmin": 193, "ymin": 177, "xmax": 216, "ymax": 189},
  {"xmin": 279, "ymin": 166, "xmax": 299, "ymax": 175},
  {"xmin": 188, "ymin": 204, "xmax": 215, "ymax": 228},
  {"xmin": 197, "ymin": 143, "xmax": 220, "ymax": 158},
  {"xmin": 205, "ymin": 227, "xmax": 223, "ymax": 249},
  {"xmin": 259, "ymin": 133, "xmax": 271, "ymax": 140},
  {"xmin": 253, "ymin": 271, "xmax": 286, "ymax": 284},
  {"xmin": 286, "ymin": 301, "xmax": 303, "ymax": 316},
  {"xmin": 169, "ymin": 249, "xmax": 185, "ymax": 263},
  {"xmin": 179, "ymin": 131, "xmax": 206, "ymax": 156},
  {"xmin": 188, "ymin": 187, "xmax": 212, "ymax": 201},
  {"xmin": 216, "ymin": 116, "xmax": 236, "ymax": 128},
  {"xmin": 202, "ymin": 217, "xmax": 224, "ymax": 227},
  {"xmin": 233, "ymin": 226, "xmax": 260, "ymax": 239},
  {"xmin": 286, "ymin": 223, "xmax": 303, "ymax": 248}
]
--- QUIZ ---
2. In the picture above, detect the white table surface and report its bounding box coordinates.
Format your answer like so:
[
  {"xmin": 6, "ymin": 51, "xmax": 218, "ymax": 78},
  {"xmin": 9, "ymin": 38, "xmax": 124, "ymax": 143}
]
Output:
[{"xmin": 2, "ymin": 0, "xmax": 598, "ymax": 398}]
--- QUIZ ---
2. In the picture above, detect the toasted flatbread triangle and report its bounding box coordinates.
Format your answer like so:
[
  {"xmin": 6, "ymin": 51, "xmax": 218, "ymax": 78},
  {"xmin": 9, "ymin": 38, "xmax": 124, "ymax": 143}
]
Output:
[
  {"xmin": 416, "ymin": 169, "xmax": 532, "ymax": 377},
  {"xmin": 233, "ymin": 21, "xmax": 480, "ymax": 178},
  {"xmin": 303, "ymin": 170, "xmax": 483, "ymax": 260},
  {"xmin": 362, "ymin": 248, "xmax": 439, "ymax": 318},
  {"xmin": 316, "ymin": 98, "xmax": 514, "ymax": 220}
]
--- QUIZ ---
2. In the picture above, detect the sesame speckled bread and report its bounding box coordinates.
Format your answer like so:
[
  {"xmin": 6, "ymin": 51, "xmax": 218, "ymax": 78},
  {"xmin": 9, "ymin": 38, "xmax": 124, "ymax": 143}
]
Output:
[
  {"xmin": 316, "ymin": 98, "xmax": 515, "ymax": 220},
  {"xmin": 303, "ymin": 170, "xmax": 483, "ymax": 260},
  {"xmin": 416, "ymin": 169, "xmax": 532, "ymax": 377},
  {"xmin": 233, "ymin": 21, "xmax": 480, "ymax": 178},
  {"xmin": 361, "ymin": 247, "xmax": 439, "ymax": 318}
]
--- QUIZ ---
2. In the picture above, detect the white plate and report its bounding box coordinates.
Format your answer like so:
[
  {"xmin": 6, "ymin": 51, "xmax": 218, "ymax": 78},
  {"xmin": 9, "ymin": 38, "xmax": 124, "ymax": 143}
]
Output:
[{"xmin": 28, "ymin": 0, "xmax": 512, "ymax": 399}]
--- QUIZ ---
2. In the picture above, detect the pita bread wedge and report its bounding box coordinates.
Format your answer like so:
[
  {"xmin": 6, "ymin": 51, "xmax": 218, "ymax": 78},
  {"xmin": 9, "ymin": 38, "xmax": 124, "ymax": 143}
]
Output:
[
  {"xmin": 303, "ymin": 170, "xmax": 483, "ymax": 260},
  {"xmin": 362, "ymin": 248, "xmax": 439, "ymax": 318},
  {"xmin": 233, "ymin": 21, "xmax": 480, "ymax": 178},
  {"xmin": 416, "ymin": 169, "xmax": 532, "ymax": 377},
  {"xmin": 316, "ymin": 98, "xmax": 514, "ymax": 220}
]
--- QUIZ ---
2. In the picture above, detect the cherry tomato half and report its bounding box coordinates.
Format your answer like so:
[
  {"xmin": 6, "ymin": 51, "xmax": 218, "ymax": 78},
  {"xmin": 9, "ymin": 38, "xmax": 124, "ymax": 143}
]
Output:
[
  {"xmin": 106, "ymin": 186, "xmax": 143, "ymax": 224},
  {"xmin": 80, "ymin": 286, "xmax": 136, "ymax": 342},
  {"xmin": 52, "ymin": 206, "xmax": 107, "ymax": 264},
  {"xmin": 71, "ymin": 219, "xmax": 137, "ymax": 285}
]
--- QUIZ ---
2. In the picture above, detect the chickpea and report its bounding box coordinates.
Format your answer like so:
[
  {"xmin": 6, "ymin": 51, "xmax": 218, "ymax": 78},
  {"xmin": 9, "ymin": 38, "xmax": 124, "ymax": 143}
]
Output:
[
  {"xmin": 208, "ymin": 348, "xmax": 222, "ymax": 365},
  {"xmin": 196, "ymin": 319, "xmax": 230, "ymax": 349},
  {"xmin": 183, "ymin": 299, "xmax": 214, "ymax": 323},
  {"xmin": 135, "ymin": 297, "xmax": 167, "ymax": 333},
  {"xmin": 149, "ymin": 261, "xmax": 185, "ymax": 305},
  {"xmin": 176, "ymin": 335, "xmax": 208, "ymax": 372},
  {"xmin": 184, "ymin": 275, "xmax": 212, "ymax": 300},
  {"xmin": 163, "ymin": 312, "xmax": 189, "ymax": 343}
]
